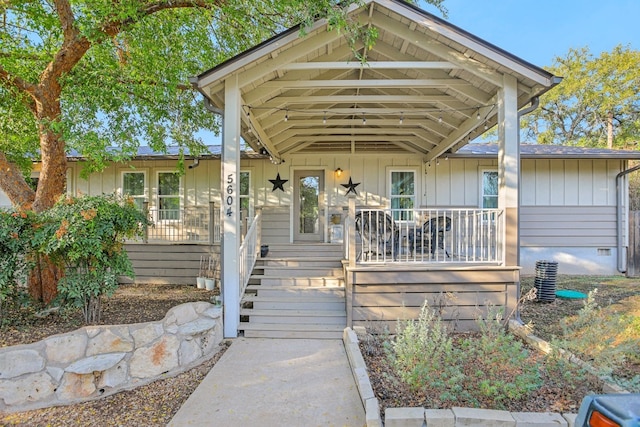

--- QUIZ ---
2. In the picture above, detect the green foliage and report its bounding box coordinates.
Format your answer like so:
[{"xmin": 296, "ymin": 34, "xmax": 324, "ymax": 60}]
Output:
[
  {"xmin": 0, "ymin": 209, "xmax": 36, "ymax": 320},
  {"xmin": 554, "ymin": 289, "xmax": 640, "ymax": 391},
  {"xmin": 387, "ymin": 301, "xmax": 542, "ymax": 409},
  {"xmin": 462, "ymin": 309, "xmax": 542, "ymax": 406},
  {"xmin": 523, "ymin": 46, "xmax": 640, "ymax": 147},
  {"xmin": 387, "ymin": 302, "xmax": 462, "ymax": 402},
  {"xmin": 40, "ymin": 194, "xmax": 150, "ymax": 323}
]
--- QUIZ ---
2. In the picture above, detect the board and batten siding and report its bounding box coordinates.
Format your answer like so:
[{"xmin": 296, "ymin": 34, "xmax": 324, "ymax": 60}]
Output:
[{"xmin": 69, "ymin": 159, "xmax": 221, "ymax": 208}]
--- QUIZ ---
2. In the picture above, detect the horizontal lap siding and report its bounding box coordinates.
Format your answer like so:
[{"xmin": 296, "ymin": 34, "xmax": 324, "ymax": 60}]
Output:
[
  {"xmin": 123, "ymin": 244, "xmax": 218, "ymax": 285},
  {"xmin": 521, "ymin": 206, "xmax": 617, "ymax": 247},
  {"xmin": 347, "ymin": 267, "xmax": 519, "ymax": 333}
]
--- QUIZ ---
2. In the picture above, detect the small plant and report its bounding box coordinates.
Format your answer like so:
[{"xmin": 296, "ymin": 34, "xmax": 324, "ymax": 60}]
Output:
[
  {"xmin": 41, "ymin": 194, "xmax": 149, "ymax": 323},
  {"xmin": 387, "ymin": 301, "xmax": 465, "ymax": 405},
  {"xmin": 386, "ymin": 300, "xmax": 543, "ymax": 408}
]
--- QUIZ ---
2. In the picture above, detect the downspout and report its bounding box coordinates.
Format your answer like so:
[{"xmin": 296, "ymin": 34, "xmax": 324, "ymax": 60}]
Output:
[
  {"xmin": 514, "ymin": 96, "xmax": 539, "ymax": 324},
  {"xmin": 616, "ymin": 163, "xmax": 640, "ymax": 273}
]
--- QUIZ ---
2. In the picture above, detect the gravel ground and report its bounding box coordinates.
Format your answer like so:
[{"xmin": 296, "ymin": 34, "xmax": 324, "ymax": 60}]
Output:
[{"xmin": 1, "ymin": 283, "xmax": 226, "ymax": 426}]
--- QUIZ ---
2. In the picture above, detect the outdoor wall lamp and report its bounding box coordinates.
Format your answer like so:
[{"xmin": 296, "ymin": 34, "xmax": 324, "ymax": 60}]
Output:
[{"xmin": 335, "ymin": 168, "xmax": 343, "ymax": 178}]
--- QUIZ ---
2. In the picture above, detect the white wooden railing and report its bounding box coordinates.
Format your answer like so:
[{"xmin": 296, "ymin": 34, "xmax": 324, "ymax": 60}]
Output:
[
  {"xmin": 142, "ymin": 203, "xmax": 220, "ymax": 244},
  {"xmin": 239, "ymin": 209, "xmax": 262, "ymax": 299},
  {"xmin": 347, "ymin": 207, "xmax": 504, "ymax": 264}
]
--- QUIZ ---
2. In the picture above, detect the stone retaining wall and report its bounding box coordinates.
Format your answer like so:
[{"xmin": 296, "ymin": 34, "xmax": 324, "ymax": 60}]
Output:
[
  {"xmin": 342, "ymin": 327, "xmax": 580, "ymax": 427},
  {"xmin": 0, "ymin": 302, "xmax": 223, "ymax": 413}
]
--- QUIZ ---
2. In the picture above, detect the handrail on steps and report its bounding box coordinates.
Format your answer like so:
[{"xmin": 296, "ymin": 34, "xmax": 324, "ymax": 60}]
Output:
[{"xmin": 239, "ymin": 208, "xmax": 262, "ymax": 299}]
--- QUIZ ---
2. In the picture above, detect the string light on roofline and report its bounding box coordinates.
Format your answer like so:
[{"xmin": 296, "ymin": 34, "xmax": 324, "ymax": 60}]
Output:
[{"xmin": 241, "ymin": 104, "xmax": 497, "ymax": 124}]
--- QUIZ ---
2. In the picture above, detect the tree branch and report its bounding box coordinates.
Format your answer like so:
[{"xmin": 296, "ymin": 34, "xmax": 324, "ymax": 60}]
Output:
[
  {"xmin": 0, "ymin": 151, "xmax": 35, "ymax": 208},
  {"xmin": 0, "ymin": 63, "xmax": 38, "ymax": 113},
  {"xmin": 52, "ymin": 0, "xmax": 77, "ymax": 42}
]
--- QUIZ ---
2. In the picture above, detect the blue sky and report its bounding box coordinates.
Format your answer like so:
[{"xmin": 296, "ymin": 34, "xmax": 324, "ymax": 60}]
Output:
[{"xmin": 422, "ymin": 0, "xmax": 640, "ymax": 67}]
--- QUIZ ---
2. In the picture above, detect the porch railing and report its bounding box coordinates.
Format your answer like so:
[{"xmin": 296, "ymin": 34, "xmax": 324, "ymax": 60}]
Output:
[
  {"xmin": 347, "ymin": 207, "xmax": 504, "ymax": 264},
  {"xmin": 239, "ymin": 209, "xmax": 262, "ymax": 299},
  {"xmin": 142, "ymin": 203, "xmax": 221, "ymax": 244}
]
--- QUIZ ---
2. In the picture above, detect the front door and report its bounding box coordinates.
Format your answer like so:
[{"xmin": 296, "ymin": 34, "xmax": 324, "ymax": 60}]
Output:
[{"xmin": 294, "ymin": 170, "xmax": 324, "ymax": 242}]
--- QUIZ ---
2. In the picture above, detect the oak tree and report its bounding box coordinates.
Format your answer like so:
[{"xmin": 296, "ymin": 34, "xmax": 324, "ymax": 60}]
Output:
[
  {"xmin": 523, "ymin": 46, "xmax": 640, "ymax": 148},
  {"xmin": 0, "ymin": 1, "xmax": 447, "ymax": 301}
]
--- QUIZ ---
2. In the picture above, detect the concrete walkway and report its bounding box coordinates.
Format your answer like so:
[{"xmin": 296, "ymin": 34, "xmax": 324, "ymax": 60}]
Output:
[{"xmin": 169, "ymin": 338, "xmax": 365, "ymax": 427}]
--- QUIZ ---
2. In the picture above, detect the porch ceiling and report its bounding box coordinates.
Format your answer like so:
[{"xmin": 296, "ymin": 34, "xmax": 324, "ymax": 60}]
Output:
[{"xmin": 192, "ymin": 0, "xmax": 560, "ymax": 163}]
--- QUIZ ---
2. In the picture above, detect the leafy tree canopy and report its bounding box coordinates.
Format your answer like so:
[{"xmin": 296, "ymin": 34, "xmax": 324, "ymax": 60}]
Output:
[
  {"xmin": 0, "ymin": 0, "xmax": 446, "ymax": 211},
  {"xmin": 522, "ymin": 45, "xmax": 640, "ymax": 148}
]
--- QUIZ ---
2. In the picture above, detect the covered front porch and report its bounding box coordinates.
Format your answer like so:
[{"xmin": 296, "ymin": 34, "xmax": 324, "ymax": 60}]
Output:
[{"xmin": 189, "ymin": 0, "xmax": 560, "ymax": 337}]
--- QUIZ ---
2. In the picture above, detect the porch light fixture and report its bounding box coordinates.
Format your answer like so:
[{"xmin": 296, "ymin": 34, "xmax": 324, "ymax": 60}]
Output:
[
  {"xmin": 284, "ymin": 109, "xmax": 289, "ymax": 122},
  {"xmin": 323, "ymin": 112, "xmax": 327, "ymax": 124},
  {"xmin": 362, "ymin": 114, "xmax": 366, "ymax": 125},
  {"xmin": 476, "ymin": 109, "xmax": 481, "ymax": 120},
  {"xmin": 399, "ymin": 113, "xmax": 404, "ymax": 125},
  {"xmin": 335, "ymin": 168, "xmax": 343, "ymax": 178}
]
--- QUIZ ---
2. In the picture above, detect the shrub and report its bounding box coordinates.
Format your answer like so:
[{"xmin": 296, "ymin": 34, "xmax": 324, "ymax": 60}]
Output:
[
  {"xmin": 461, "ymin": 308, "xmax": 542, "ymax": 407},
  {"xmin": 387, "ymin": 301, "xmax": 543, "ymax": 408},
  {"xmin": 0, "ymin": 209, "xmax": 36, "ymax": 321},
  {"xmin": 41, "ymin": 194, "xmax": 149, "ymax": 323},
  {"xmin": 388, "ymin": 302, "xmax": 464, "ymax": 405},
  {"xmin": 555, "ymin": 289, "xmax": 640, "ymax": 391}
]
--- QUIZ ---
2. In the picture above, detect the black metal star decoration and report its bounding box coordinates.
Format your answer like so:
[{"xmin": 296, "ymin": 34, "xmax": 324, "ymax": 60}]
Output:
[
  {"xmin": 341, "ymin": 177, "xmax": 360, "ymax": 195},
  {"xmin": 269, "ymin": 173, "xmax": 288, "ymax": 192}
]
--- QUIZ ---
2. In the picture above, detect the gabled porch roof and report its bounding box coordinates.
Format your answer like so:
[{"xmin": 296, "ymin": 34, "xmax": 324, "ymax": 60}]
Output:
[{"xmin": 190, "ymin": 0, "xmax": 560, "ymax": 163}]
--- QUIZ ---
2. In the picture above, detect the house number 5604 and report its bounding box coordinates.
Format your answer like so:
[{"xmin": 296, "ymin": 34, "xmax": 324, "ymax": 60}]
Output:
[{"xmin": 226, "ymin": 174, "xmax": 234, "ymax": 217}]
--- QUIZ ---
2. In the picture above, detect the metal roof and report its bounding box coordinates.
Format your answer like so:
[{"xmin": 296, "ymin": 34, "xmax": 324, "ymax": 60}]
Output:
[
  {"xmin": 455, "ymin": 143, "xmax": 640, "ymax": 159},
  {"xmin": 65, "ymin": 143, "xmax": 640, "ymax": 161}
]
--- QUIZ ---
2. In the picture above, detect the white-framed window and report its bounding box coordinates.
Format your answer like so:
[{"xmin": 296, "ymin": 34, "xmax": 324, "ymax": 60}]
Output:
[
  {"xmin": 481, "ymin": 170, "xmax": 498, "ymax": 208},
  {"xmin": 121, "ymin": 171, "xmax": 146, "ymax": 210},
  {"xmin": 389, "ymin": 170, "xmax": 416, "ymax": 221},
  {"xmin": 157, "ymin": 171, "xmax": 181, "ymax": 220}
]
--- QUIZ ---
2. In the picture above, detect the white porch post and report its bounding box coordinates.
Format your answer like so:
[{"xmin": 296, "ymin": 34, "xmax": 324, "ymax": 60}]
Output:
[
  {"xmin": 498, "ymin": 74, "xmax": 519, "ymax": 267},
  {"xmin": 222, "ymin": 76, "xmax": 241, "ymax": 338}
]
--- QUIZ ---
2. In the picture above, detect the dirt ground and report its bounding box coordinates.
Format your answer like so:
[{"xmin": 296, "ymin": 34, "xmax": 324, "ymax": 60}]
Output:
[{"xmin": 1, "ymin": 276, "xmax": 638, "ymax": 425}]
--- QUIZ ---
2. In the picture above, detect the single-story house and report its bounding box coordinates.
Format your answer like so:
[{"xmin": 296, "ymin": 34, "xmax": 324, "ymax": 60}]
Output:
[{"xmin": 4, "ymin": 0, "xmax": 639, "ymax": 337}]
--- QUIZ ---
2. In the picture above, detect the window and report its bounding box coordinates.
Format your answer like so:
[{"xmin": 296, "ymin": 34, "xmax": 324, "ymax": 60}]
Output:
[
  {"xmin": 390, "ymin": 170, "xmax": 415, "ymax": 221},
  {"xmin": 482, "ymin": 170, "xmax": 498, "ymax": 208},
  {"xmin": 158, "ymin": 172, "xmax": 181, "ymax": 220},
  {"xmin": 122, "ymin": 172, "xmax": 146, "ymax": 210}
]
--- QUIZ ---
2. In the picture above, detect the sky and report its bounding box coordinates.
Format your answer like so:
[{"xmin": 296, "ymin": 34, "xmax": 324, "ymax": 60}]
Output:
[{"xmin": 422, "ymin": 0, "xmax": 640, "ymax": 67}]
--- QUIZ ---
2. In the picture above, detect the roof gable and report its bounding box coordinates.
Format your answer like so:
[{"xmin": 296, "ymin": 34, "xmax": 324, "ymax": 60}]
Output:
[{"xmin": 191, "ymin": 0, "xmax": 561, "ymax": 162}]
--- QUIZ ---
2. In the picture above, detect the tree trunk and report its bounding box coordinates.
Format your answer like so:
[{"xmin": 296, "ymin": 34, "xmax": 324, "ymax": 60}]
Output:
[
  {"xmin": 28, "ymin": 90, "xmax": 69, "ymax": 303},
  {"xmin": 29, "ymin": 254, "xmax": 64, "ymax": 305}
]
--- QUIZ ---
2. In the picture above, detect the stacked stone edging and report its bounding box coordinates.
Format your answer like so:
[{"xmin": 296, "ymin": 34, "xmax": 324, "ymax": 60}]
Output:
[
  {"xmin": 342, "ymin": 327, "xmax": 580, "ymax": 427},
  {"xmin": 0, "ymin": 302, "xmax": 223, "ymax": 413}
]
